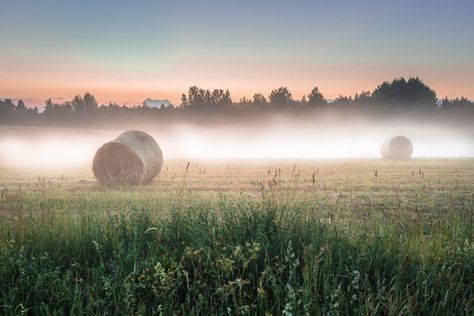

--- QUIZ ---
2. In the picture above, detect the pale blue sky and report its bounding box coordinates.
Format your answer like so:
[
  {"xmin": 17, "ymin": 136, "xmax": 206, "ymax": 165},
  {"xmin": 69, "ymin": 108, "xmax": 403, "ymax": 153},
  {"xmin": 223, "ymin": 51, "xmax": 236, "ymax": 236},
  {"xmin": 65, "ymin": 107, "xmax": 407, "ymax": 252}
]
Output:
[{"xmin": 1, "ymin": 0, "xmax": 473, "ymax": 105}]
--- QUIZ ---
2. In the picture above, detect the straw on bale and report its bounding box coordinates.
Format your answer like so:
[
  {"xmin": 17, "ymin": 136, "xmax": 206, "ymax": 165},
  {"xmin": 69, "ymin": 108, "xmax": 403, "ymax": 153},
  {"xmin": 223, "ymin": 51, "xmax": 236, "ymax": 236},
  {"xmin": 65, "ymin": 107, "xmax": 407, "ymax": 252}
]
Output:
[
  {"xmin": 93, "ymin": 130, "xmax": 163, "ymax": 185},
  {"xmin": 380, "ymin": 135, "xmax": 413, "ymax": 159}
]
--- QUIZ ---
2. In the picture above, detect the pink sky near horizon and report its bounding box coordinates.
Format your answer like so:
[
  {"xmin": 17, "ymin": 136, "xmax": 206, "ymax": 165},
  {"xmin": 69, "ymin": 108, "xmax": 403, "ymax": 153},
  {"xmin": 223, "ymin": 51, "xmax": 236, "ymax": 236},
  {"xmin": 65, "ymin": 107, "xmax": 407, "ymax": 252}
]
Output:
[
  {"xmin": 2, "ymin": 31, "xmax": 473, "ymax": 108},
  {"xmin": 2, "ymin": 60, "xmax": 473, "ymax": 108}
]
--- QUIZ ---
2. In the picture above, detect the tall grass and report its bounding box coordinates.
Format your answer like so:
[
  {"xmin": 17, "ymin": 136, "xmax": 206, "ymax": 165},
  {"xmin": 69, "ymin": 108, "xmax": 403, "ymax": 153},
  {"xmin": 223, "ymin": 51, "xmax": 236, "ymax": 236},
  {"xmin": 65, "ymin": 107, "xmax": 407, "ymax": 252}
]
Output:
[{"xmin": 1, "ymin": 193, "xmax": 472, "ymax": 315}]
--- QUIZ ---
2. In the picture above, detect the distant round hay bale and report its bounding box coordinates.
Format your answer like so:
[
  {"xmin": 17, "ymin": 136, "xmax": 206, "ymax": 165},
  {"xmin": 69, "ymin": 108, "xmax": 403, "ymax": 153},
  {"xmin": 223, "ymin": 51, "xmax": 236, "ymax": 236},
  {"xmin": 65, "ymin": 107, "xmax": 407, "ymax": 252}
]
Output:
[
  {"xmin": 380, "ymin": 136, "xmax": 413, "ymax": 159},
  {"xmin": 93, "ymin": 130, "xmax": 163, "ymax": 185}
]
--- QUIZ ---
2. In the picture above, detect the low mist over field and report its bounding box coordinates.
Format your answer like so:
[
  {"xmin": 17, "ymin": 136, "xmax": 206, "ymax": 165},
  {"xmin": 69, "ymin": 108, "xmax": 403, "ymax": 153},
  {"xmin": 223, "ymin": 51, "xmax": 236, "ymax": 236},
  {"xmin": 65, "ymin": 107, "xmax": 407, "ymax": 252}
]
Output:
[
  {"xmin": 2, "ymin": 77, "xmax": 473, "ymax": 168},
  {"xmin": 1, "ymin": 113, "xmax": 472, "ymax": 168}
]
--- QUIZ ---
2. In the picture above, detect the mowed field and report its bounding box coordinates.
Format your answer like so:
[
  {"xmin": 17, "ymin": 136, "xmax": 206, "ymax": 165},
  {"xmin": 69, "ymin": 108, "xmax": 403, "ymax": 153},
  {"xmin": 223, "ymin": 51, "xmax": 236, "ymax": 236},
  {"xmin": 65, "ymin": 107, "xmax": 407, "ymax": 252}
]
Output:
[{"xmin": 0, "ymin": 159, "xmax": 473, "ymax": 315}]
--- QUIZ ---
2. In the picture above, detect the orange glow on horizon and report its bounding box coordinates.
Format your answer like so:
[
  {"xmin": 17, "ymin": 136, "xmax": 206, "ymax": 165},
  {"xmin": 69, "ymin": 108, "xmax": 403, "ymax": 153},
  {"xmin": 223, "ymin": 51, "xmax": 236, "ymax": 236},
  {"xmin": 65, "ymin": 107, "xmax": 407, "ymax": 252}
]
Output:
[{"xmin": 1, "ymin": 60, "xmax": 473, "ymax": 107}]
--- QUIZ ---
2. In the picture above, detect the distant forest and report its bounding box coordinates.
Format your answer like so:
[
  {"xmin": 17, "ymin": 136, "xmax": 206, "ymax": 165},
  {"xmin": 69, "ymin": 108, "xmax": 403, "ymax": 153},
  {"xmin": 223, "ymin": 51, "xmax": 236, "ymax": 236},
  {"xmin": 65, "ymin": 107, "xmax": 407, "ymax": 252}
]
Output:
[{"xmin": 1, "ymin": 77, "xmax": 473, "ymax": 128}]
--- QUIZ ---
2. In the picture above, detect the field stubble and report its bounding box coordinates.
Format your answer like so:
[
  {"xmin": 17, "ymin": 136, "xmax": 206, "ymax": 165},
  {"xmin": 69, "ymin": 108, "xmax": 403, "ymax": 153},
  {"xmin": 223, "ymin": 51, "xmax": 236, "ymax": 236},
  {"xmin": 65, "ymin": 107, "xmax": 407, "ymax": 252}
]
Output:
[{"xmin": 0, "ymin": 159, "xmax": 473, "ymax": 315}]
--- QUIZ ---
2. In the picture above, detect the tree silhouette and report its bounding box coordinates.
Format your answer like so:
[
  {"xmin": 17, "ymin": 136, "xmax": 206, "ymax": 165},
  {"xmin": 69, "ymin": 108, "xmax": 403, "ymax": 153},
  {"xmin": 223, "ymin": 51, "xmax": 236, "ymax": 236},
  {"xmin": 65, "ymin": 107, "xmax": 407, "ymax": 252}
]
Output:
[
  {"xmin": 307, "ymin": 86, "xmax": 326, "ymax": 106},
  {"xmin": 354, "ymin": 91, "xmax": 371, "ymax": 104},
  {"xmin": 71, "ymin": 95, "xmax": 85, "ymax": 112},
  {"xmin": 44, "ymin": 99, "xmax": 55, "ymax": 114},
  {"xmin": 186, "ymin": 86, "xmax": 209, "ymax": 108},
  {"xmin": 269, "ymin": 87, "xmax": 293, "ymax": 104},
  {"xmin": 440, "ymin": 96, "xmax": 473, "ymax": 112},
  {"xmin": 0, "ymin": 77, "xmax": 471, "ymax": 128},
  {"xmin": 16, "ymin": 99, "xmax": 26, "ymax": 112},
  {"xmin": 239, "ymin": 97, "xmax": 252, "ymax": 105},
  {"xmin": 210, "ymin": 89, "xmax": 232, "ymax": 105},
  {"xmin": 0, "ymin": 99, "xmax": 16, "ymax": 123},
  {"xmin": 182, "ymin": 86, "xmax": 232, "ymax": 109},
  {"xmin": 333, "ymin": 95, "xmax": 352, "ymax": 105},
  {"xmin": 83, "ymin": 92, "xmax": 98, "ymax": 111},
  {"xmin": 252, "ymin": 93, "xmax": 267, "ymax": 104},
  {"xmin": 371, "ymin": 77, "xmax": 437, "ymax": 109},
  {"xmin": 0, "ymin": 99, "xmax": 15, "ymax": 111},
  {"xmin": 180, "ymin": 93, "xmax": 188, "ymax": 108}
]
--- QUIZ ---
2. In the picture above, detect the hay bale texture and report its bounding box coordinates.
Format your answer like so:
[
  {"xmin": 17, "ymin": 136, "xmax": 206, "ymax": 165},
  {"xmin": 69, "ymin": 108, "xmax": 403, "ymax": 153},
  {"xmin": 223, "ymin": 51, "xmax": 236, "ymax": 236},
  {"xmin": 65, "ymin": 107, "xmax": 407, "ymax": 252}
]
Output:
[
  {"xmin": 93, "ymin": 130, "xmax": 163, "ymax": 185},
  {"xmin": 380, "ymin": 136, "xmax": 413, "ymax": 159}
]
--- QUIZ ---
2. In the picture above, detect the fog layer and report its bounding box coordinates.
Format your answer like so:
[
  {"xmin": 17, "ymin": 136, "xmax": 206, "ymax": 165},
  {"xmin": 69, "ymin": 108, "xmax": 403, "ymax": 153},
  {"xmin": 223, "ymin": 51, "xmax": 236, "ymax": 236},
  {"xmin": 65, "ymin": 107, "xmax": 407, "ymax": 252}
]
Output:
[{"xmin": 1, "ymin": 113, "xmax": 472, "ymax": 168}]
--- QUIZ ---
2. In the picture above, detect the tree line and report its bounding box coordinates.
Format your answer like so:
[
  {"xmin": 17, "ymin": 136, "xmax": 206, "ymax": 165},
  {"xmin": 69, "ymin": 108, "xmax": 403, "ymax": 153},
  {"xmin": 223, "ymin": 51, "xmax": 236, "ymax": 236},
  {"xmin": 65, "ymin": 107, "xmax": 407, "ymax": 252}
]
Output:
[{"xmin": 1, "ymin": 77, "xmax": 472, "ymax": 127}]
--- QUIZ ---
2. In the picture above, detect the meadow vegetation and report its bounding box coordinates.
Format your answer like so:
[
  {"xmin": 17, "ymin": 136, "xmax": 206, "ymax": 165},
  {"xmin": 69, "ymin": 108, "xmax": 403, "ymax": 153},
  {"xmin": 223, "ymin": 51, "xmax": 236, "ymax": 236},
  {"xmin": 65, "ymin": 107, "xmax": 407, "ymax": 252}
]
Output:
[{"xmin": 0, "ymin": 159, "xmax": 473, "ymax": 315}]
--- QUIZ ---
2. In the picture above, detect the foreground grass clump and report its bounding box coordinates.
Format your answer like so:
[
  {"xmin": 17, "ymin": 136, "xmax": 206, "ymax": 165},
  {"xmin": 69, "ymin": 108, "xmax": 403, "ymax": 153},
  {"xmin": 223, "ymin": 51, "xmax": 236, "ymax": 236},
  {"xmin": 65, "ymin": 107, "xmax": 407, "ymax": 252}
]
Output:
[{"xmin": 0, "ymin": 195, "xmax": 472, "ymax": 315}]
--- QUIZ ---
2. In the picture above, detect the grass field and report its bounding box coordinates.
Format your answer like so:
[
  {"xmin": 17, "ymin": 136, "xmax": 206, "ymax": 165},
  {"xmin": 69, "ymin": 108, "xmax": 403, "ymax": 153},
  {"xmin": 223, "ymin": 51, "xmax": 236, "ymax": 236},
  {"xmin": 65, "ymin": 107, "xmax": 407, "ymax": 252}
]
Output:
[{"xmin": 0, "ymin": 159, "xmax": 473, "ymax": 315}]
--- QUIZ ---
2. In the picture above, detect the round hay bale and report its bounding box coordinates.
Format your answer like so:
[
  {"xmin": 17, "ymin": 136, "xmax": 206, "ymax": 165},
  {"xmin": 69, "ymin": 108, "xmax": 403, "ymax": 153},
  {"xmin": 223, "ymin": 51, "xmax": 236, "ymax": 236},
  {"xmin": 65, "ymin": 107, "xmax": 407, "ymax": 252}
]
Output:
[
  {"xmin": 93, "ymin": 130, "xmax": 163, "ymax": 185},
  {"xmin": 380, "ymin": 136, "xmax": 413, "ymax": 159}
]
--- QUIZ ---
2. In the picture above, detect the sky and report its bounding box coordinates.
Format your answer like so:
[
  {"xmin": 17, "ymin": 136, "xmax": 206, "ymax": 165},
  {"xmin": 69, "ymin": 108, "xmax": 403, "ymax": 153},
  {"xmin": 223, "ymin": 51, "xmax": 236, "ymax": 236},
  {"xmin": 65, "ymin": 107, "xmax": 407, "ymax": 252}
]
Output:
[{"xmin": 0, "ymin": 0, "xmax": 473, "ymax": 107}]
